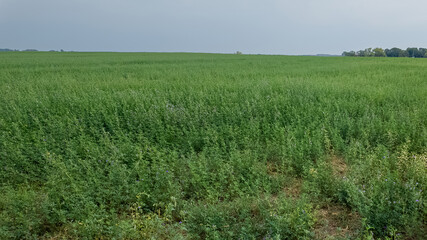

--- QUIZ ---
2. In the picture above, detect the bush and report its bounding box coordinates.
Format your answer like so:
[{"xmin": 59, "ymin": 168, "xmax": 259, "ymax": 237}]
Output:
[
  {"xmin": 338, "ymin": 146, "xmax": 426, "ymax": 238},
  {"xmin": 184, "ymin": 195, "xmax": 314, "ymax": 239},
  {"xmin": 0, "ymin": 187, "xmax": 47, "ymax": 239}
]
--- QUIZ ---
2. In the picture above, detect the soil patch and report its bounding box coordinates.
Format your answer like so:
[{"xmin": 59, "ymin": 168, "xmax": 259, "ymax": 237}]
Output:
[{"xmin": 314, "ymin": 204, "xmax": 361, "ymax": 240}]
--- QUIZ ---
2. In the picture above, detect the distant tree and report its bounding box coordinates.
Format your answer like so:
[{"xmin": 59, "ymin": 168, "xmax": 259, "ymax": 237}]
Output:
[
  {"xmin": 235, "ymin": 51, "xmax": 242, "ymax": 55},
  {"xmin": 385, "ymin": 48, "xmax": 390, "ymax": 57},
  {"xmin": 365, "ymin": 48, "xmax": 374, "ymax": 57},
  {"xmin": 399, "ymin": 49, "xmax": 409, "ymax": 57},
  {"xmin": 346, "ymin": 47, "xmax": 426, "ymax": 58},
  {"xmin": 373, "ymin": 48, "xmax": 386, "ymax": 57},
  {"xmin": 413, "ymin": 48, "xmax": 424, "ymax": 58},
  {"xmin": 342, "ymin": 51, "xmax": 356, "ymax": 56},
  {"xmin": 60, "ymin": 49, "xmax": 64, "ymax": 52},
  {"xmin": 385, "ymin": 48, "xmax": 402, "ymax": 57},
  {"xmin": 356, "ymin": 48, "xmax": 374, "ymax": 57},
  {"xmin": 406, "ymin": 48, "xmax": 414, "ymax": 57},
  {"xmin": 419, "ymin": 48, "xmax": 427, "ymax": 58},
  {"xmin": 357, "ymin": 50, "xmax": 365, "ymax": 57},
  {"xmin": 0, "ymin": 48, "xmax": 20, "ymax": 52},
  {"xmin": 406, "ymin": 48, "xmax": 420, "ymax": 58}
]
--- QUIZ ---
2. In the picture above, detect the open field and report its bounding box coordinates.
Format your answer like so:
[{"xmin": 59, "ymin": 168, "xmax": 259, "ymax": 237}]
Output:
[{"xmin": 0, "ymin": 52, "xmax": 426, "ymax": 239}]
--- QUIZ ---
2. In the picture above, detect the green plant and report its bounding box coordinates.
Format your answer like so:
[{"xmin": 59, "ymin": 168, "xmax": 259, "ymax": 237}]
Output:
[{"xmin": 1, "ymin": 52, "xmax": 426, "ymax": 238}]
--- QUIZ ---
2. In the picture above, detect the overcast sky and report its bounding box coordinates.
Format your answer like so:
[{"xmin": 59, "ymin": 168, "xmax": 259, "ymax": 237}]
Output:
[{"xmin": 1, "ymin": 0, "xmax": 426, "ymax": 55}]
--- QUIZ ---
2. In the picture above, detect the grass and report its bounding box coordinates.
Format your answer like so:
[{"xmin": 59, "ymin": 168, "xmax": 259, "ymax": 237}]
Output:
[{"xmin": 0, "ymin": 52, "xmax": 426, "ymax": 239}]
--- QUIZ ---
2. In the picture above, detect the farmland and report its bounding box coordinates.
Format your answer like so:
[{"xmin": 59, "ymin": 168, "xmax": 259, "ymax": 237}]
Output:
[{"xmin": 0, "ymin": 52, "xmax": 426, "ymax": 239}]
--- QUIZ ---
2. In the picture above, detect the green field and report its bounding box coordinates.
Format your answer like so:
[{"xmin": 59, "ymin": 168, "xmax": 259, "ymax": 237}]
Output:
[{"xmin": 0, "ymin": 52, "xmax": 426, "ymax": 239}]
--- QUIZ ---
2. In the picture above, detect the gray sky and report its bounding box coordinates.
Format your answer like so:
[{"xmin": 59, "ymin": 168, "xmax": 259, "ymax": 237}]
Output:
[{"xmin": 1, "ymin": 0, "xmax": 426, "ymax": 55}]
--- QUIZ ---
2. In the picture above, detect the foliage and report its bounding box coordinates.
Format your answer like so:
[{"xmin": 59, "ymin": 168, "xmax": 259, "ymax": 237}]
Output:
[
  {"xmin": 0, "ymin": 52, "xmax": 426, "ymax": 239},
  {"xmin": 344, "ymin": 47, "xmax": 427, "ymax": 58},
  {"xmin": 184, "ymin": 196, "xmax": 314, "ymax": 240},
  {"xmin": 373, "ymin": 48, "xmax": 386, "ymax": 57},
  {"xmin": 337, "ymin": 145, "xmax": 426, "ymax": 238}
]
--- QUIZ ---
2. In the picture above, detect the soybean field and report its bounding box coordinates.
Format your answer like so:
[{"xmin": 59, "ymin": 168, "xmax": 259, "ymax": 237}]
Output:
[{"xmin": 0, "ymin": 52, "xmax": 426, "ymax": 239}]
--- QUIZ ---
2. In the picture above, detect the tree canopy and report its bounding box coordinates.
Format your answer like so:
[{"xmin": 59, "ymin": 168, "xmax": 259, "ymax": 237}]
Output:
[{"xmin": 343, "ymin": 47, "xmax": 427, "ymax": 58}]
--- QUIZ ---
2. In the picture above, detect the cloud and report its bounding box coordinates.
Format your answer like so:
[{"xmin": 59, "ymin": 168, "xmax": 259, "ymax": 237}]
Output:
[{"xmin": 273, "ymin": 0, "xmax": 427, "ymax": 28}]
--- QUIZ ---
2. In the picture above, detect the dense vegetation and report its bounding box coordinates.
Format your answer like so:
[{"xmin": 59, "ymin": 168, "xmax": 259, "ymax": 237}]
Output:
[
  {"xmin": 342, "ymin": 47, "xmax": 427, "ymax": 58},
  {"xmin": 0, "ymin": 52, "xmax": 426, "ymax": 239}
]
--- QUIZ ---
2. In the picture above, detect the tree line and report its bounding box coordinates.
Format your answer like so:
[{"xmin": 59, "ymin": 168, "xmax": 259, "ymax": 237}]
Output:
[
  {"xmin": 343, "ymin": 47, "xmax": 427, "ymax": 58},
  {"xmin": 0, "ymin": 48, "xmax": 67, "ymax": 52},
  {"xmin": 0, "ymin": 48, "xmax": 20, "ymax": 52}
]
